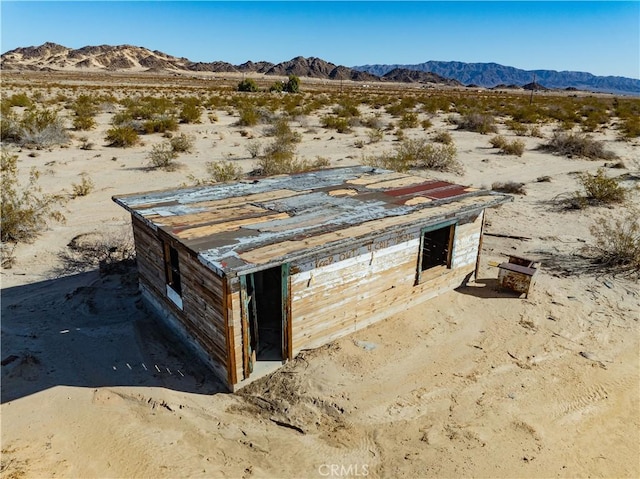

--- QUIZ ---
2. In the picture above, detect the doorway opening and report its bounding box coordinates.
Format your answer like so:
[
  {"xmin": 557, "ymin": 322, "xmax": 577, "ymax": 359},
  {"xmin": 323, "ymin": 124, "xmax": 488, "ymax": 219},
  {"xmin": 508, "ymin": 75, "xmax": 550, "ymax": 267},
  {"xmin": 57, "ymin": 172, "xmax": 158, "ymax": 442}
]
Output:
[{"xmin": 246, "ymin": 266, "xmax": 283, "ymax": 362}]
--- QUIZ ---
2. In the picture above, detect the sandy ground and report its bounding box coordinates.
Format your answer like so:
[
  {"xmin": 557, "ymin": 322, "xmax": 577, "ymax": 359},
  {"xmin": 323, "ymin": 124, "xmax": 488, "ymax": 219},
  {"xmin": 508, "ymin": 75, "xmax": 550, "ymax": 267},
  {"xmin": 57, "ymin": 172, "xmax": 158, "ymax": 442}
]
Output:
[{"xmin": 1, "ymin": 75, "xmax": 639, "ymax": 478}]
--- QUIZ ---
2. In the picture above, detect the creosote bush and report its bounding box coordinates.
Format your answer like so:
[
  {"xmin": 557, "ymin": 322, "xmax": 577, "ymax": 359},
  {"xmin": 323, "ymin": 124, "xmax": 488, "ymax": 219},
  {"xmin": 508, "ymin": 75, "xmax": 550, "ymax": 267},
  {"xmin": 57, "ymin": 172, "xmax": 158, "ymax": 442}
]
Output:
[
  {"xmin": 432, "ymin": 130, "xmax": 453, "ymax": 145},
  {"xmin": 206, "ymin": 160, "xmax": 244, "ymax": 183},
  {"xmin": 105, "ymin": 126, "xmax": 139, "ymax": 147},
  {"xmin": 169, "ymin": 133, "xmax": 194, "ymax": 153},
  {"xmin": 18, "ymin": 107, "xmax": 70, "ymax": 148},
  {"xmin": 1, "ymin": 149, "xmax": 65, "ymax": 267},
  {"xmin": 455, "ymin": 112, "xmax": 498, "ymax": 134},
  {"xmin": 576, "ymin": 168, "xmax": 626, "ymax": 205},
  {"xmin": 238, "ymin": 78, "xmax": 259, "ymax": 92},
  {"xmin": 365, "ymin": 138, "xmax": 461, "ymax": 173},
  {"xmin": 490, "ymin": 136, "xmax": 525, "ymax": 156},
  {"xmin": 543, "ymin": 131, "xmax": 616, "ymax": 160},
  {"xmin": 583, "ymin": 207, "xmax": 640, "ymax": 275},
  {"xmin": 148, "ymin": 142, "xmax": 179, "ymax": 170}
]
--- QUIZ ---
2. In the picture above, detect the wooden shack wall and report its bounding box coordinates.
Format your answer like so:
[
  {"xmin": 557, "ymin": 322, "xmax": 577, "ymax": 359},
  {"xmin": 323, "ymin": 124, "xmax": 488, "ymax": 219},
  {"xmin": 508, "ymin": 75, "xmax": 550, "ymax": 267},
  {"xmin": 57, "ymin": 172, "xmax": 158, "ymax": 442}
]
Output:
[
  {"xmin": 131, "ymin": 215, "xmax": 230, "ymax": 386},
  {"xmin": 289, "ymin": 212, "xmax": 483, "ymax": 354}
]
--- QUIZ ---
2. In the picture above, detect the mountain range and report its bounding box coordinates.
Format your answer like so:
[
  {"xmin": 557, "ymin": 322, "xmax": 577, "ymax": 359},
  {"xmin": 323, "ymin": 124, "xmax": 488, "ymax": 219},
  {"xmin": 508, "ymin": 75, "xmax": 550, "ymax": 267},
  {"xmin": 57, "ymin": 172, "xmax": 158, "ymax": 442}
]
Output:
[
  {"xmin": 2, "ymin": 43, "xmax": 638, "ymax": 95},
  {"xmin": 354, "ymin": 61, "xmax": 639, "ymax": 95}
]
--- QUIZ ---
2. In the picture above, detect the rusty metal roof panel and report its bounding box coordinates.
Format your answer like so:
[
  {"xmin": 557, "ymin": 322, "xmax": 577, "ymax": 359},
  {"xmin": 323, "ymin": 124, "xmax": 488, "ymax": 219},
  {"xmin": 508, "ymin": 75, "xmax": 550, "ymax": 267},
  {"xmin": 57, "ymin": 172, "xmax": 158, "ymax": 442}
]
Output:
[{"xmin": 113, "ymin": 166, "xmax": 511, "ymax": 275}]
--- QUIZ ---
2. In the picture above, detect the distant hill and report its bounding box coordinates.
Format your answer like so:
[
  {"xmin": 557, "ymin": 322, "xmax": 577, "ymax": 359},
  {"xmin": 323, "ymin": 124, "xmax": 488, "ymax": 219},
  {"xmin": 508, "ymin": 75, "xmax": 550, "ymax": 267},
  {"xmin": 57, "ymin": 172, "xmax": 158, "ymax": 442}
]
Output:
[
  {"xmin": 0, "ymin": 43, "xmax": 450, "ymax": 87},
  {"xmin": 354, "ymin": 61, "xmax": 640, "ymax": 95},
  {"xmin": 0, "ymin": 43, "xmax": 382, "ymax": 83},
  {"xmin": 382, "ymin": 68, "xmax": 461, "ymax": 86}
]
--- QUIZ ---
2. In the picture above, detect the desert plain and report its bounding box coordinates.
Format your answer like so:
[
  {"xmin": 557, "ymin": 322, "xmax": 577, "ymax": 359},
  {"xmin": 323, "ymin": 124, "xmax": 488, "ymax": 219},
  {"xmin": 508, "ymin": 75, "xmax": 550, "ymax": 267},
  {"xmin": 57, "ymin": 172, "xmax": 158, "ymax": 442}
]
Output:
[{"xmin": 1, "ymin": 71, "xmax": 639, "ymax": 478}]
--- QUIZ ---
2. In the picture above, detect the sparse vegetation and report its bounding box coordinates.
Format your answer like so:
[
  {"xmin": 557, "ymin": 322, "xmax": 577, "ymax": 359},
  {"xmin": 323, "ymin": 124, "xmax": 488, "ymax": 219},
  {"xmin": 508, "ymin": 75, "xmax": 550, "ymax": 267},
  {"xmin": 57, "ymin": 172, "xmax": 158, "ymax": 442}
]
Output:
[
  {"xmin": 455, "ymin": 112, "xmax": 498, "ymax": 134},
  {"xmin": 18, "ymin": 107, "xmax": 70, "ymax": 148},
  {"xmin": 576, "ymin": 168, "xmax": 626, "ymax": 205},
  {"xmin": 169, "ymin": 133, "xmax": 194, "ymax": 153},
  {"xmin": 543, "ymin": 131, "xmax": 616, "ymax": 160},
  {"xmin": 71, "ymin": 173, "xmax": 95, "ymax": 198},
  {"xmin": 148, "ymin": 142, "xmax": 179, "ymax": 170},
  {"xmin": 432, "ymin": 130, "xmax": 453, "ymax": 145},
  {"xmin": 206, "ymin": 160, "xmax": 244, "ymax": 183},
  {"xmin": 584, "ymin": 207, "xmax": 640, "ymax": 276},
  {"xmin": 365, "ymin": 138, "xmax": 461, "ymax": 173},
  {"xmin": 238, "ymin": 78, "xmax": 259, "ymax": 92},
  {"xmin": 246, "ymin": 140, "xmax": 262, "ymax": 158},
  {"xmin": 71, "ymin": 94, "xmax": 98, "ymax": 130},
  {"xmin": 490, "ymin": 136, "xmax": 525, "ymax": 156},
  {"xmin": 1, "ymin": 149, "xmax": 65, "ymax": 267},
  {"xmin": 105, "ymin": 125, "xmax": 139, "ymax": 147}
]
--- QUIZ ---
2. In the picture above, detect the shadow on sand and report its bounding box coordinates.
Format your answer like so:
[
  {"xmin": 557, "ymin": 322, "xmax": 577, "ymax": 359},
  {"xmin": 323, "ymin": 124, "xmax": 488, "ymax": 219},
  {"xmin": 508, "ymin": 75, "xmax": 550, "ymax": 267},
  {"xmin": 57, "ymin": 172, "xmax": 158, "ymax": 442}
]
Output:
[
  {"xmin": 455, "ymin": 277, "xmax": 526, "ymax": 299},
  {"xmin": 1, "ymin": 266, "xmax": 226, "ymax": 404}
]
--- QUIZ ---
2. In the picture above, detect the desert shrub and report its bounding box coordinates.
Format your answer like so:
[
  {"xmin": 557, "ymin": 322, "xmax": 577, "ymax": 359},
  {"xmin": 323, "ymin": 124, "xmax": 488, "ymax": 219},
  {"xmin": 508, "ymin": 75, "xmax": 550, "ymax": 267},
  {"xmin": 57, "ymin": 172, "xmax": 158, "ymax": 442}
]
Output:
[
  {"xmin": 71, "ymin": 173, "xmax": 95, "ymax": 198},
  {"xmin": 78, "ymin": 136, "xmax": 94, "ymax": 150},
  {"xmin": 169, "ymin": 133, "xmax": 194, "ymax": 153},
  {"xmin": 1, "ymin": 150, "xmax": 65, "ymax": 266},
  {"xmin": 492, "ymin": 181, "xmax": 526, "ymax": 195},
  {"xmin": 398, "ymin": 112, "xmax": 419, "ymax": 129},
  {"xmin": 284, "ymin": 75, "xmax": 300, "ymax": 93},
  {"xmin": 333, "ymin": 99, "xmax": 361, "ymax": 120},
  {"xmin": 455, "ymin": 112, "xmax": 498, "ymax": 134},
  {"xmin": 269, "ymin": 81, "xmax": 284, "ymax": 93},
  {"xmin": 6, "ymin": 92, "xmax": 33, "ymax": 108},
  {"xmin": 246, "ymin": 140, "xmax": 262, "ymax": 158},
  {"xmin": 576, "ymin": 168, "xmax": 626, "ymax": 204},
  {"xmin": 206, "ymin": 160, "xmax": 244, "ymax": 183},
  {"xmin": 619, "ymin": 116, "xmax": 640, "ymax": 139},
  {"xmin": 432, "ymin": 130, "xmax": 453, "ymax": 145},
  {"xmin": 71, "ymin": 94, "xmax": 98, "ymax": 130},
  {"xmin": 19, "ymin": 107, "xmax": 70, "ymax": 147},
  {"xmin": 179, "ymin": 98, "xmax": 202, "ymax": 124},
  {"xmin": 141, "ymin": 116, "xmax": 178, "ymax": 134},
  {"xmin": 105, "ymin": 126, "xmax": 139, "ymax": 147},
  {"xmin": 263, "ymin": 117, "xmax": 301, "ymax": 144},
  {"xmin": 506, "ymin": 120, "xmax": 528, "ymax": 136},
  {"xmin": 489, "ymin": 135, "xmax": 507, "ymax": 149},
  {"xmin": 237, "ymin": 104, "xmax": 260, "ymax": 126},
  {"xmin": 543, "ymin": 131, "xmax": 616, "ymax": 160},
  {"xmin": 0, "ymin": 110, "xmax": 21, "ymax": 142},
  {"xmin": 238, "ymin": 78, "xmax": 259, "ymax": 92},
  {"xmin": 148, "ymin": 142, "xmax": 178, "ymax": 170},
  {"xmin": 256, "ymin": 153, "xmax": 328, "ymax": 177},
  {"xmin": 492, "ymin": 138, "xmax": 525, "ymax": 156},
  {"xmin": 529, "ymin": 125, "xmax": 543, "ymax": 138},
  {"xmin": 421, "ymin": 118, "xmax": 433, "ymax": 130},
  {"xmin": 321, "ymin": 115, "xmax": 351, "ymax": 133},
  {"xmin": 583, "ymin": 208, "xmax": 640, "ymax": 275},
  {"xmin": 367, "ymin": 128, "xmax": 384, "ymax": 143},
  {"xmin": 362, "ymin": 115, "xmax": 384, "ymax": 129},
  {"xmin": 365, "ymin": 138, "xmax": 461, "ymax": 173}
]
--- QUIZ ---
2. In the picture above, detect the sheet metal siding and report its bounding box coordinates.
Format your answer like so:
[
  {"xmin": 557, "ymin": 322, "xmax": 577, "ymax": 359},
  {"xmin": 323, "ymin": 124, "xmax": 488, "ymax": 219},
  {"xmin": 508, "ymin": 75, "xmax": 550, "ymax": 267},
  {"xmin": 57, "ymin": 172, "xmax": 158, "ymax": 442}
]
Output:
[
  {"xmin": 289, "ymin": 213, "xmax": 483, "ymax": 354},
  {"xmin": 131, "ymin": 216, "xmax": 229, "ymax": 378}
]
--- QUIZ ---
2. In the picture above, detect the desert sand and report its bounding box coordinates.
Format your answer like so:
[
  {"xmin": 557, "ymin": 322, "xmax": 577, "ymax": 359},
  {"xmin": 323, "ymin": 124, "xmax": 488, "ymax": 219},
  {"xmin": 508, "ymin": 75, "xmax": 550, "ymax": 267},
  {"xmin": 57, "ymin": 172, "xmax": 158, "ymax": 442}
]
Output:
[{"xmin": 1, "ymin": 72, "xmax": 639, "ymax": 478}]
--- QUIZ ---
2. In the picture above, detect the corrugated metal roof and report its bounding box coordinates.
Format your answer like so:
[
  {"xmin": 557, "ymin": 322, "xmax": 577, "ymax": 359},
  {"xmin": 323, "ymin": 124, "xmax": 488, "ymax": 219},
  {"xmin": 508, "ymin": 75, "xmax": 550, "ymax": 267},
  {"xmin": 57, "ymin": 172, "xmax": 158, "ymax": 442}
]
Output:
[{"xmin": 113, "ymin": 166, "xmax": 511, "ymax": 275}]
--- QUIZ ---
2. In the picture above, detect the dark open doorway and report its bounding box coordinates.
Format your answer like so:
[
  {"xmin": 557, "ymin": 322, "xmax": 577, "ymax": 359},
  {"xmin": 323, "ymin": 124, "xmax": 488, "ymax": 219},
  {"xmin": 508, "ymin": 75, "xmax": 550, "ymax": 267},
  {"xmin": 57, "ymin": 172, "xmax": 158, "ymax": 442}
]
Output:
[{"xmin": 246, "ymin": 266, "xmax": 283, "ymax": 362}]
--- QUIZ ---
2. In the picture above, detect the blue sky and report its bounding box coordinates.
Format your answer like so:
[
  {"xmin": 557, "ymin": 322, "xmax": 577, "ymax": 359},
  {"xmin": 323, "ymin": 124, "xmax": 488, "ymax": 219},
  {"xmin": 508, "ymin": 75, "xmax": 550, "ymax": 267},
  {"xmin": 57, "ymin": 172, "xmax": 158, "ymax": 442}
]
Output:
[{"xmin": 1, "ymin": 1, "xmax": 638, "ymax": 78}]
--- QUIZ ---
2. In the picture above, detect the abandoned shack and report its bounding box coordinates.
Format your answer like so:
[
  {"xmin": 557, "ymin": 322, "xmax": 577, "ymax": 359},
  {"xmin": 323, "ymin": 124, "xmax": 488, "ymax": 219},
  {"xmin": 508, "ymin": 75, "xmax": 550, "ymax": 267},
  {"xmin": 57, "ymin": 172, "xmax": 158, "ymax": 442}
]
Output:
[{"xmin": 113, "ymin": 166, "xmax": 511, "ymax": 390}]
